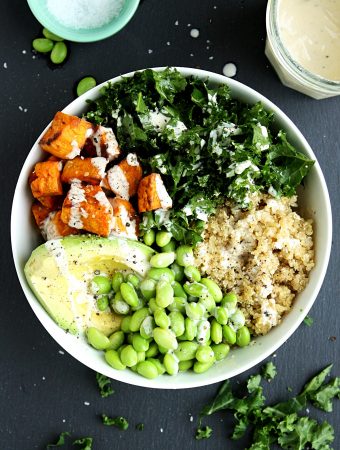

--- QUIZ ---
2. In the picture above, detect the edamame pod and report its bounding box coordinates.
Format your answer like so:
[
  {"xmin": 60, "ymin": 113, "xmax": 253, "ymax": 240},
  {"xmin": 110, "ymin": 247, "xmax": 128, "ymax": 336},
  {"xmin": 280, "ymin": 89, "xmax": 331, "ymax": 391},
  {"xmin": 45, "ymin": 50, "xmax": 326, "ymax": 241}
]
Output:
[
  {"xmin": 150, "ymin": 252, "xmax": 176, "ymax": 268},
  {"xmin": 129, "ymin": 308, "xmax": 150, "ymax": 332},
  {"xmin": 108, "ymin": 330, "xmax": 125, "ymax": 350},
  {"xmin": 163, "ymin": 353, "xmax": 179, "ymax": 376},
  {"xmin": 137, "ymin": 361, "xmax": 159, "ymax": 379},
  {"xmin": 86, "ymin": 327, "xmax": 110, "ymax": 350},
  {"xmin": 32, "ymin": 38, "xmax": 54, "ymax": 53},
  {"xmin": 50, "ymin": 41, "xmax": 67, "ymax": 64},
  {"xmin": 156, "ymin": 231, "xmax": 172, "ymax": 247},
  {"xmin": 174, "ymin": 341, "xmax": 199, "ymax": 361},
  {"xmin": 201, "ymin": 278, "xmax": 223, "ymax": 302},
  {"xmin": 156, "ymin": 280, "xmax": 174, "ymax": 308},
  {"xmin": 120, "ymin": 282, "xmax": 139, "ymax": 308},
  {"xmin": 76, "ymin": 76, "xmax": 97, "ymax": 97},
  {"xmin": 236, "ymin": 326, "xmax": 251, "ymax": 347},
  {"xmin": 169, "ymin": 311, "xmax": 185, "ymax": 337},
  {"xmin": 105, "ymin": 350, "xmax": 126, "ymax": 370},
  {"xmin": 153, "ymin": 328, "xmax": 178, "ymax": 350}
]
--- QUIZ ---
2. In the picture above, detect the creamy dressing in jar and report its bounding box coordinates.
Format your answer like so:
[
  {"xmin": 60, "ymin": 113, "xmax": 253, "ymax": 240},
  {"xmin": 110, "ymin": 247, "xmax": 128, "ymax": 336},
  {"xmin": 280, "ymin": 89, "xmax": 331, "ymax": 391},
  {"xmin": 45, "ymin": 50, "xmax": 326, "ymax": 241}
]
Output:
[
  {"xmin": 278, "ymin": 0, "xmax": 340, "ymax": 81},
  {"xmin": 265, "ymin": 0, "xmax": 340, "ymax": 99}
]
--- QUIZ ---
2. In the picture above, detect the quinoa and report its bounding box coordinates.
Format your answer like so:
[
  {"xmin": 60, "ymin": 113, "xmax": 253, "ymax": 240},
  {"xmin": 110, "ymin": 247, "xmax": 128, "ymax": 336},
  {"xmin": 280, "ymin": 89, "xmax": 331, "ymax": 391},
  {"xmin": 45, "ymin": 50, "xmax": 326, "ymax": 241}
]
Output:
[{"xmin": 194, "ymin": 193, "xmax": 314, "ymax": 335}]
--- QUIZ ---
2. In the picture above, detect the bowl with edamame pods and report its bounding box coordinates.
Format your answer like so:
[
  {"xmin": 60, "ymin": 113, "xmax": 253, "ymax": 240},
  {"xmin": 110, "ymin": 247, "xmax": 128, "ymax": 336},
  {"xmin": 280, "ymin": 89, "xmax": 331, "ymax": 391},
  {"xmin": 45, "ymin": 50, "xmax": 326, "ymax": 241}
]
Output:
[
  {"xmin": 26, "ymin": 0, "xmax": 140, "ymax": 43},
  {"xmin": 11, "ymin": 67, "xmax": 332, "ymax": 388}
]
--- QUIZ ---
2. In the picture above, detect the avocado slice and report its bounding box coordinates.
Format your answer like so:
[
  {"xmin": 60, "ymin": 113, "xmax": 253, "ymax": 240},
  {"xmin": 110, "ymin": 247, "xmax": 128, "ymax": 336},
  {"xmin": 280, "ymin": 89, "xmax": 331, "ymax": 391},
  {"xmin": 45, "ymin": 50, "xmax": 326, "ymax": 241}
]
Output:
[{"xmin": 24, "ymin": 235, "xmax": 154, "ymax": 335}]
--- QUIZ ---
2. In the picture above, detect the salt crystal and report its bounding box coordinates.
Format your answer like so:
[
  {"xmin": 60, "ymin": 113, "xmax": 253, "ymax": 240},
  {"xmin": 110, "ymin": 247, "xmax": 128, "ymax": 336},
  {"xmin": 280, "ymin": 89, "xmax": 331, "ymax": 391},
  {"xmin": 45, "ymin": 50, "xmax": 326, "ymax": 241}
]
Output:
[
  {"xmin": 160, "ymin": 428, "xmax": 164, "ymax": 433},
  {"xmin": 190, "ymin": 53, "xmax": 194, "ymax": 57},
  {"xmin": 190, "ymin": 28, "xmax": 200, "ymax": 38},
  {"xmin": 222, "ymin": 62, "xmax": 237, "ymax": 78},
  {"xmin": 189, "ymin": 416, "xmax": 193, "ymax": 422},
  {"xmin": 46, "ymin": 0, "xmax": 124, "ymax": 30},
  {"xmin": 148, "ymin": 49, "xmax": 153, "ymax": 54},
  {"xmin": 3, "ymin": 62, "xmax": 7, "ymax": 69},
  {"xmin": 22, "ymin": 50, "xmax": 27, "ymax": 54},
  {"xmin": 18, "ymin": 106, "xmax": 23, "ymax": 111},
  {"xmin": 84, "ymin": 401, "xmax": 90, "ymax": 406},
  {"xmin": 174, "ymin": 20, "xmax": 179, "ymax": 26},
  {"xmin": 166, "ymin": 41, "xmax": 171, "ymax": 46},
  {"xmin": 209, "ymin": 56, "xmax": 214, "ymax": 60},
  {"xmin": 58, "ymin": 350, "xmax": 65, "ymax": 355},
  {"xmin": 62, "ymin": 419, "xmax": 66, "ymax": 423},
  {"xmin": 42, "ymin": 376, "xmax": 46, "ymax": 380}
]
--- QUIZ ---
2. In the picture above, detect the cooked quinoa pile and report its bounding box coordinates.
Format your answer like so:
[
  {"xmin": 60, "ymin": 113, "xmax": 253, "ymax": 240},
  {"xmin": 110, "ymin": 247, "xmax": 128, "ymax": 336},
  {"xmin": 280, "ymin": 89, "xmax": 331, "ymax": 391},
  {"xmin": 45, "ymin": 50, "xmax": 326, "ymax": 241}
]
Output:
[{"xmin": 194, "ymin": 193, "xmax": 314, "ymax": 336}]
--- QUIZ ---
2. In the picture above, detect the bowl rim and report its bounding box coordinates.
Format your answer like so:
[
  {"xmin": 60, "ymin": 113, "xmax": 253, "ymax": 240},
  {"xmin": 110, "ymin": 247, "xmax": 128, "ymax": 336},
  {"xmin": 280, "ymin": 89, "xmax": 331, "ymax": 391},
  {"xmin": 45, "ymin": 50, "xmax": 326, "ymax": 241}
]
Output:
[
  {"xmin": 26, "ymin": 0, "xmax": 140, "ymax": 43},
  {"xmin": 11, "ymin": 66, "xmax": 333, "ymax": 389}
]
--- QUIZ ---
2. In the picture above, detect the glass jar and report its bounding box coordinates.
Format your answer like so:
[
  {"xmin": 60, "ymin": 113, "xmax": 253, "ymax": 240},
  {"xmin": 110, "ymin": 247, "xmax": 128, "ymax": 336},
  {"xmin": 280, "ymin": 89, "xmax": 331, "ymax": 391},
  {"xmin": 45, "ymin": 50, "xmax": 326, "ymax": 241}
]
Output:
[{"xmin": 265, "ymin": 0, "xmax": 340, "ymax": 99}]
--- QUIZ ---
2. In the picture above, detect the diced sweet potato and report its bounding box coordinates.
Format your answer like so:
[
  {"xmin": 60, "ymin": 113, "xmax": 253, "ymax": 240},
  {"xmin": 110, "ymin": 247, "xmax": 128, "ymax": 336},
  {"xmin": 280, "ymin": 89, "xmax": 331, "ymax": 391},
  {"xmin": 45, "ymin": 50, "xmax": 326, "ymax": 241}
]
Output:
[
  {"xmin": 32, "ymin": 202, "xmax": 53, "ymax": 227},
  {"xmin": 108, "ymin": 197, "xmax": 139, "ymax": 240},
  {"xmin": 30, "ymin": 160, "xmax": 63, "ymax": 199},
  {"xmin": 61, "ymin": 156, "xmax": 107, "ymax": 185},
  {"xmin": 138, "ymin": 173, "xmax": 173, "ymax": 213},
  {"xmin": 40, "ymin": 210, "xmax": 79, "ymax": 241},
  {"xmin": 39, "ymin": 112, "xmax": 93, "ymax": 159},
  {"xmin": 61, "ymin": 183, "xmax": 113, "ymax": 237},
  {"xmin": 82, "ymin": 125, "xmax": 121, "ymax": 161},
  {"xmin": 106, "ymin": 153, "xmax": 143, "ymax": 200}
]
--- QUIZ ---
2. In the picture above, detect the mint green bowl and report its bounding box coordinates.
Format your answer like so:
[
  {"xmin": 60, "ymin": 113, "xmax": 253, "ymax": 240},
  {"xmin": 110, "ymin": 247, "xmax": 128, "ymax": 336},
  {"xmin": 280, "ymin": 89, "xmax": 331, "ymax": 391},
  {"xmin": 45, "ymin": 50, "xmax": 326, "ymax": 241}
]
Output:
[{"xmin": 27, "ymin": 0, "xmax": 139, "ymax": 43}]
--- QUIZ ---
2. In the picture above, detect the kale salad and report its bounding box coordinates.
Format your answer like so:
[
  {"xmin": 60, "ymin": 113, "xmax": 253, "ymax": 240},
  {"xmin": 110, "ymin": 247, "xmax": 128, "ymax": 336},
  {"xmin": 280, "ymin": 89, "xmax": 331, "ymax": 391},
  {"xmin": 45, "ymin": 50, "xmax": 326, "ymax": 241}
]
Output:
[{"xmin": 85, "ymin": 67, "xmax": 314, "ymax": 244}]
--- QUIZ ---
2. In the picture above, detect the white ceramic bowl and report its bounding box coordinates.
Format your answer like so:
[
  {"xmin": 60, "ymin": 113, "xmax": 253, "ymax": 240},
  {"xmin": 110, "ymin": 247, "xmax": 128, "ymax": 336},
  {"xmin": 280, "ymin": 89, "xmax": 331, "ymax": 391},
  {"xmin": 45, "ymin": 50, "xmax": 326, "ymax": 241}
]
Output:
[{"xmin": 11, "ymin": 67, "xmax": 332, "ymax": 389}]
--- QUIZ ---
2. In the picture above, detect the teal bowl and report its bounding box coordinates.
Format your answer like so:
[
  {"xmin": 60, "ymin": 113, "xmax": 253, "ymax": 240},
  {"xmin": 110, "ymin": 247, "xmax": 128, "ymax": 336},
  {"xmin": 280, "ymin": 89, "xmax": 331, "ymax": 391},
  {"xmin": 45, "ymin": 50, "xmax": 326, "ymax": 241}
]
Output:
[{"xmin": 27, "ymin": 0, "xmax": 140, "ymax": 42}]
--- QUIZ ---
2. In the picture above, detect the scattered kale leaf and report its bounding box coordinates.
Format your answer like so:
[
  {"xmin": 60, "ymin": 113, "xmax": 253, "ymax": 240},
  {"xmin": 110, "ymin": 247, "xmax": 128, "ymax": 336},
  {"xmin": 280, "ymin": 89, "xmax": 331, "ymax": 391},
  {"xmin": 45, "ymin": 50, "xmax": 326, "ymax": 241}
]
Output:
[
  {"xmin": 136, "ymin": 423, "xmax": 144, "ymax": 431},
  {"xmin": 304, "ymin": 315, "xmax": 314, "ymax": 327},
  {"xmin": 195, "ymin": 425, "xmax": 213, "ymax": 440},
  {"xmin": 101, "ymin": 414, "xmax": 129, "ymax": 430},
  {"xmin": 46, "ymin": 432, "xmax": 70, "ymax": 448},
  {"xmin": 73, "ymin": 437, "xmax": 93, "ymax": 450},
  {"xmin": 197, "ymin": 365, "xmax": 338, "ymax": 450},
  {"xmin": 96, "ymin": 372, "xmax": 114, "ymax": 398},
  {"xmin": 262, "ymin": 362, "xmax": 277, "ymax": 381}
]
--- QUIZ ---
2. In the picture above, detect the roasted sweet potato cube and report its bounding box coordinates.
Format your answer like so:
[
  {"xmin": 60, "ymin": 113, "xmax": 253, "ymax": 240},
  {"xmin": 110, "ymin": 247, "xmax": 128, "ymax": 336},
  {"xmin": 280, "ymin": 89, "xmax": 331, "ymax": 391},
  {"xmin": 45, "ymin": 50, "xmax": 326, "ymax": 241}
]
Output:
[
  {"xmin": 40, "ymin": 210, "xmax": 80, "ymax": 241},
  {"xmin": 61, "ymin": 183, "xmax": 113, "ymax": 237},
  {"xmin": 83, "ymin": 125, "xmax": 121, "ymax": 161},
  {"xmin": 39, "ymin": 112, "xmax": 93, "ymax": 159},
  {"xmin": 138, "ymin": 173, "xmax": 172, "ymax": 213},
  {"xmin": 30, "ymin": 160, "xmax": 63, "ymax": 199},
  {"xmin": 32, "ymin": 202, "xmax": 53, "ymax": 227},
  {"xmin": 106, "ymin": 153, "xmax": 143, "ymax": 200},
  {"xmin": 108, "ymin": 197, "xmax": 139, "ymax": 240},
  {"xmin": 61, "ymin": 156, "xmax": 107, "ymax": 185}
]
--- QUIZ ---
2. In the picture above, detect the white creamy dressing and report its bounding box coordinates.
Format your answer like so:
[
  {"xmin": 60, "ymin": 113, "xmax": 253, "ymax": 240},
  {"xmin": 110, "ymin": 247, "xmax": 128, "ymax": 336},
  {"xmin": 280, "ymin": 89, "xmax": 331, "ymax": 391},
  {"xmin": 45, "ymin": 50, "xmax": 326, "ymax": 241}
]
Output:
[
  {"xmin": 90, "ymin": 157, "xmax": 107, "ymax": 177},
  {"xmin": 155, "ymin": 175, "xmax": 173, "ymax": 209},
  {"xmin": 67, "ymin": 140, "xmax": 81, "ymax": 159},
  {"xmin": 278, "ymin": 0, "xmax": 340, "ymax": 81},
  {"xmin": 110, "ymin": 205, "xmax": 137, "ymax": 240},
  {"xmin": 41, "ymin": 212, "xmax": 59, "ymax": 241},
  {"xmin": 90, "ymin": 126, "xmax": 120, "ymax": 161},
  {"xmin": 148, "ymin": 110, "xmax": 170, "ymax": 131},
  {"xmin": 260, "ymin": 298, "xmax": 278, "ymax": 328},
  {"xmin": 67, "ymin": 182, "xmax": 87, "ymax": 229},
  {"xmin": 93, "ymin": 190, "xmax": 112, "ymax": 212},
  {"xmin": 126, "ymin": 153, "xmax": 139, "ymax": 167},
  {"xmin": 44, "ymin": 240, "xmax": 93, "ymax": 331},
  {"xmin": 107, "ymin": 165, "xmax": 130, "ymax": 200},
  {"xmin": 197, "ymin": 319, "xmax": 211, "ymax": 344},
  {"xmin": 166, "ymin": 120, "xmax": 187, "ymax": 138}
]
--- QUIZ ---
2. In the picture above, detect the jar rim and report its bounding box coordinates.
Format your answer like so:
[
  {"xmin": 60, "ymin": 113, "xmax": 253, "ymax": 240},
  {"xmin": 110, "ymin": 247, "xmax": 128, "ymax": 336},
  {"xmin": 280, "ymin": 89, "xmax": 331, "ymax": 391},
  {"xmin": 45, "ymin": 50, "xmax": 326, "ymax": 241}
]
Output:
[{"xmin": 266, "ymin": 0, "xmax": 340, "ymax": 93}]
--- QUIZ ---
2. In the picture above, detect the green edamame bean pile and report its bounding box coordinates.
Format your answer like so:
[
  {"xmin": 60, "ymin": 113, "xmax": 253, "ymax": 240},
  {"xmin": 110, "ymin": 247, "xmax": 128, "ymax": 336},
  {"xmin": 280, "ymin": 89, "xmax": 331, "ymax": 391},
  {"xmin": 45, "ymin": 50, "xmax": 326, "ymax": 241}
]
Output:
[{"xmin": 86, "ymin": 231, "xmax": 252, "ymax": 379}]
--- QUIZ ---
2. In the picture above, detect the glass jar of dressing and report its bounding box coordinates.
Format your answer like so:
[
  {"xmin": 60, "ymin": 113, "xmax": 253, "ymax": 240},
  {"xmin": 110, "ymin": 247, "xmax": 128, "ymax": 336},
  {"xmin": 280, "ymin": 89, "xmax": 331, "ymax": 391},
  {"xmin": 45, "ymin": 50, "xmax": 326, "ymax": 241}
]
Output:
[{"xmin": 265, "ymin": 0, "xmax": 340, "ymax": 99}]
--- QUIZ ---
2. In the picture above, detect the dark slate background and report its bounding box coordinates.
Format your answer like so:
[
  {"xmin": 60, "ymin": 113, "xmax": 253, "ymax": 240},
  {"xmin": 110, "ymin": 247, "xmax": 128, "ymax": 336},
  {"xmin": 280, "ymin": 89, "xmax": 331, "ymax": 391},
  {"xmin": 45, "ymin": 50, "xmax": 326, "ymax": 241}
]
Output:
[{"xmin": 1, "ymin": 0, "xmax": 339, "ymax": 448}]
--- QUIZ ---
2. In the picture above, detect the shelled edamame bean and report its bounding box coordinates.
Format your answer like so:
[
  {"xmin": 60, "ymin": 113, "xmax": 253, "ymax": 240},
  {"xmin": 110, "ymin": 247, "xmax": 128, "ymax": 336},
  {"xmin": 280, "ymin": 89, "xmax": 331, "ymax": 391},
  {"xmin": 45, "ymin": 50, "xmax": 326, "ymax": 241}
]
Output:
[{"xmin": 85, "ymin": 243, "xmax": 252, "ymax": 380}]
